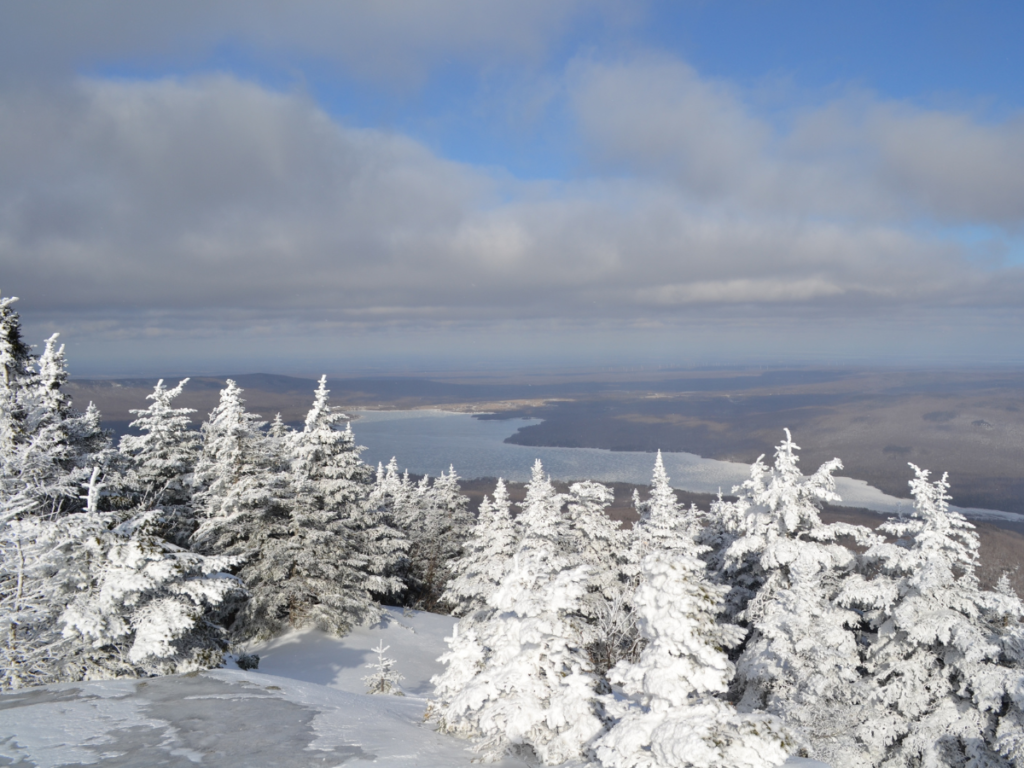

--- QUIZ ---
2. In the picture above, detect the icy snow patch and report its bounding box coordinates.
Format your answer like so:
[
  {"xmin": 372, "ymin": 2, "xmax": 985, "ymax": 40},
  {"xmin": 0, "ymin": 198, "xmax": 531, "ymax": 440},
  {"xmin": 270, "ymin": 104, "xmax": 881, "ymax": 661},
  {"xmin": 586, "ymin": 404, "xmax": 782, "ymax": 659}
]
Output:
[{"xmin": 0, "ymin": 606, "xmax": 823, "ymax": 766}]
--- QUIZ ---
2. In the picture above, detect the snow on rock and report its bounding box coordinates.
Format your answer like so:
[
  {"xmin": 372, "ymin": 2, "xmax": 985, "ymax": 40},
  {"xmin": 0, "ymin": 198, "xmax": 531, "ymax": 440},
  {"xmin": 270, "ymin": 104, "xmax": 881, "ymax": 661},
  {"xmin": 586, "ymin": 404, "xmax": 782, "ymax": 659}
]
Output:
[{"xmin": 0, "ymin": 605, "xmax": 823, "ymax": 767}]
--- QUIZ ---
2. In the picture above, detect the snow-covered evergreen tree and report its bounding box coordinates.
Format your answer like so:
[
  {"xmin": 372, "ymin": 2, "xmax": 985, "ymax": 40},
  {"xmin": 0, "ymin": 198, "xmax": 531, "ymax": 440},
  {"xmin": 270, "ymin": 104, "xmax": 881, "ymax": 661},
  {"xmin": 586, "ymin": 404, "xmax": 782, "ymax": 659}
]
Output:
[
  {"xmin": 720, "ymin": 430, "xmax": 876, "ymax": 766},
  {"xmin": 563, "ymin": 480, "xmax": 638, "ymax": 675},
  {"xmin": 268, "ymin": 413, "xmax": 291, "ymax": 440},
  {"xmin": 119, "ymin": 379, "xmax": 201, "ymax": 545},
  {"xmin": 518, "ymin": 459, "xmax": 568, "ymax": 548},
  {"xmin": 404, "ymin": 465, "xmax": 473, "ymax": 611},
  {"xmin": 432, "ymin": 460, "xmax": 601, "ymax": 765},
  {"xmin": 282, "ymin": 376, "xmax": 379, "ymax": 635},
  {"xmin": 365, "ymin": 458, "xmax": 415, "ymax": 602},
  {"xmin": 192, "ymin": 380, "xmax": 279, "ymax": 553},
  {"xmin": 595, "ymin": 548, "xmax": 792, "ymax": 768},
  {"xmin": 362, "ymin": 640, "xmax": 405, "ymax": 695},
  {"xmin": 634, "ymin": 451, "xmax": 699, "ymax": 559},
  {"xmin": 352, "ymin": 462, "xmax": 409, "ymax": 604},
  {"xmin": 566, "ymin": 480, "xmax": 623, "ymax": 605},
  {"xmin": 0, "ymin": 295, "xmax": 234, "ymax": 688},
  {"xmin": 3, "ymin": 504, "xmax": 240, "ymax": 689},
  {"xmin": 442, "ymin": 478, "xmax": 518, "ymax": 617},
  {"xmin": 0, "ymin": 294, "xmax": 35, "ymax": 454},
  {"xmin": 0, "ymin": 325, "xmax": 116, "ymax": 523},
  {"xmin": 1, "ymin": 513, "xmax": 85, "ymax": 689},
  {"xmin": 191, "ymin": 380, "xmax": 292, "ymax": 640},
  {"xmin": 60, "ymin": 510, "xmax": 243, "ymax": 678},
  {"xmin": 842, "ymin": 465, "xmax": 1024, "ymax": 767}
]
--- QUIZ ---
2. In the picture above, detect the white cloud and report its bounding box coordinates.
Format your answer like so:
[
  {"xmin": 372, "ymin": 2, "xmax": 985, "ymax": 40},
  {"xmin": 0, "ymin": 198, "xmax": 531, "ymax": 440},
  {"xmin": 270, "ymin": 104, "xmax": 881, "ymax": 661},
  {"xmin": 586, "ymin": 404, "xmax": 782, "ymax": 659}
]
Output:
[
  {"xmin": 568, "ymin": 56, "xmax": 1024, "ymax": 227},
  {"xmin": 2, "ymin": 72, "xmax": 1022, "ymax": 371}
]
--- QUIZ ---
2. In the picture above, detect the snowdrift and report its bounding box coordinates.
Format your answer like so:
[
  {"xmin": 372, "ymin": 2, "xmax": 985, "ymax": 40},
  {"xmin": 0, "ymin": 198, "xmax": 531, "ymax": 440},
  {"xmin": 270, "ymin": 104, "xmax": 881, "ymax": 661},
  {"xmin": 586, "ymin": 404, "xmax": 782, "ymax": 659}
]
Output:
[{"xmin": 0, "ymin": 606, "xmax": 827, "ymax": 767}]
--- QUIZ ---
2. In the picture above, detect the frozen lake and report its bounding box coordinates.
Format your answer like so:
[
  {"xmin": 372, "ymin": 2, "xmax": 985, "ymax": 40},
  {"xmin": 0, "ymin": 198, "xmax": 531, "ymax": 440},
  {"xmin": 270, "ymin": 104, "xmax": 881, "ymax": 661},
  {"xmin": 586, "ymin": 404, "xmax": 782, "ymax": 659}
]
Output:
[
  {"xmin": 346, "ymin": 410, "xmax": 882, "ymax": 515},
  {"xmin": 349, "ymin": 409, "xmax": 1020, "ymax": 524}
]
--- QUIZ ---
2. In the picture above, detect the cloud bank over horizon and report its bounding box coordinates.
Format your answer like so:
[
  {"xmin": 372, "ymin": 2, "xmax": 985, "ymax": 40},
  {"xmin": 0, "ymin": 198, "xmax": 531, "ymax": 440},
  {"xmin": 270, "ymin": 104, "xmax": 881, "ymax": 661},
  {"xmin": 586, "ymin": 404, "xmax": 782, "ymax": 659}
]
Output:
[{"xmin": 4, "ymin": 3, "xmax": 1024, "ymax": 374}]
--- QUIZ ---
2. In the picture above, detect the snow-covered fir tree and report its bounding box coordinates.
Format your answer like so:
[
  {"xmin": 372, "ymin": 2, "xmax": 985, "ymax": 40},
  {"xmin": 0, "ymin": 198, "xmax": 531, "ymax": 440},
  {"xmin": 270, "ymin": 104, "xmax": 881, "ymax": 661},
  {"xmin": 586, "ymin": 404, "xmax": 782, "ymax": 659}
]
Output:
[
  {"xmin": 353, "ymin": 463, "xmax": 408, "ymax": 604},
  {"xmin": 0, "ymin": 294, "xmax": 35, "ymax": 455},
  {"xmin": 633, "ymin": 451, "xmax": 700, "ymax": 559},
  {"xmin": 990, "ymin": 572, "xmax": 1024, "ymax": 768},
  {"xmin": 563, "ymin": 480, "xmax": 638, "ymax": 675},
  {"xmin": 284, "ymin": 376, "xmax": 380, "ymax": 635},
  {"xmin": 595, "ymin": 547, "xmax": 792, "ymax": 768},
  {"xmin": 432, "ymin": 460, "xmax": 602, "ymax": 765},
  {"xmin": 362, "ymin": 640, "xmax": 405, "ymax": 695},
  {"xmin": 191, "ymin": 379, "xmax": 279, "ymax": 554},
  {"xmin": 60, "ymin": 510, "xmax": 243, "ymax": 678},
  {"xmin": 1, "ymin": 512, "xmax": 86, "ymax": 689},
  {"xmin": 841, "ymin": 464, "xmax": 1024, "ymax": 767},
  {"xmin": 119, "ymin": 379, "xmax": 201, "ymax": 545},
  {"xmin": 365, "ymin": 457, "xmax": 415, "ymax": 602},
  {"xmin": 190, "ymin": 380, "xmax": 293, "ymax": 640},
  {"xmin": 565, "ymin": 480, "xmax": 623, "ymax": 608},
  {"xmin": 718, "ymin": 430, "xmax": 877, "ymax": 766},
  {"xmin": 442, "ymin": 478, "xmax": 518, "ymax": 617},
  {"xmin": 268, "ymin": 413, "xmax": 291, "ymax": 440},
  {"xmin": 404, "ymin": 465, "xmax": 473, "ymax": 611},
  {"xmin": 1, "ymin": 325, "xmax": 116, "ymax": 523},
  {"xmin": 3, "ymin": 502, "xmax": 240, "ymax": 688}
]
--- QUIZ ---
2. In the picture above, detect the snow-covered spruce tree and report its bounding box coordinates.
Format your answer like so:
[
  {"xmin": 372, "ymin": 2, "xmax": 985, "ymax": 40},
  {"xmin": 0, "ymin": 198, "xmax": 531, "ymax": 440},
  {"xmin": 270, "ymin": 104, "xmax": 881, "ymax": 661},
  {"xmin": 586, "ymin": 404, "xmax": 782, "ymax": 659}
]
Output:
[
  {"xmin": 362, "ymin": 640, "xmax": 405, "ymax": 695},
  {"xmin": 119, "ymin": 379, "xmax": 201, "ymax": 545},
  {"xmin": 840, "ymin": 465, "xmax": 1024, "ymax": 768},
  {"xmin": 990, "ymin": 573, "xmax": 1024, "ymax": 768},
  {"xmin": 1, "ymin": 327, "xmax": 118, "ymax": 522},
  {"xmin": 634, "ymin": 450, "xmax": 700, "ymax": 560},
  {"xmin": 442, "ymin": 478, "xmax": 518, "ymax": 617},
  {"xmin": 0, "ymin": 311, "xmax": 123, "ymax": 688},
  {"xmin": 191, "ymin": 380, "xmax": 292, "ymax": 641},
  {"xmin": 404, "ymin": 465, "xmax": 473, "ymax": 611},
  {"xmin": 1, "ymin": 511, "xmax": 85, "ymax": 689},
  {"xmin": 60, "ymin": 510, "xmax": 244, "ymax": 678},
  {"xmin": 268, "ymin": 412, "xmax": 291, "ymax": 440},
  {"xmin": 285, "ymin": 376, "xmax": 380, "ymax": 635},
  {"xmin": 720, "ymin": 430, "xmax": 877, "ymax": 766},
  {"xmin": 564, "ymin": 480, "xmax": 639, "ymax": 676},
  {"xmin": 1, "ymin": 465, "xmax": 107, "ymax": 689},
  {"xmin": 2, "ymin": 500, "xmax": 241, "ymax": 688},
  {"xmin": 0, "ymin": 294, "xmax": 35, "ymax": 454},
  {"xmin": 355, "ymin": 459, "xmax": 409, "ymax": 604},
  {"xmin": 566, "ymin": 480, "xmax": 623, "ymax": 608},
  {"xmin": 432, "ymin": 459, "xmax": 602, "ymax": 765},
  {"xmin": 595, "ymin": 547, "xmax": 792, "ymax": 768}
]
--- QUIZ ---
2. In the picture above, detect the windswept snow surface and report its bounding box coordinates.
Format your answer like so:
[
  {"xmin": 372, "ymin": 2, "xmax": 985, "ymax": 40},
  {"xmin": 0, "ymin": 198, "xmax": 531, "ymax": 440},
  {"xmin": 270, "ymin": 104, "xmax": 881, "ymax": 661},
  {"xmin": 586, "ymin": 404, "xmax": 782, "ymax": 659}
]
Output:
[{"xmin": 0, "ymin": 607, "xmax": 823, "ymax": 766}]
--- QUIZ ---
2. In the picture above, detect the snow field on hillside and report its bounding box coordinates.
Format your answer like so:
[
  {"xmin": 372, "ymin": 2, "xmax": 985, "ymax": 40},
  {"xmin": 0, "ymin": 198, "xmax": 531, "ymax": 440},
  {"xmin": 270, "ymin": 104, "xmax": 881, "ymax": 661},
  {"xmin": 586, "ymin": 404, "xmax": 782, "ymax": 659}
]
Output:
[{"xmin": 0, "ymin": 606, "xmax": 827, "ymax": 767}]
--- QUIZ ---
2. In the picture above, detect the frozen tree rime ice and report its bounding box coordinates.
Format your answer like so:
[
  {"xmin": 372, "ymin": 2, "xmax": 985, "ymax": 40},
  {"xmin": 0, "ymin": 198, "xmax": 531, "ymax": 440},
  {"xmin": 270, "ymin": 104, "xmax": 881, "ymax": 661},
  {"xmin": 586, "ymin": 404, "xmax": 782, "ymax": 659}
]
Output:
[
  {"xmin": 362, "ymin": 640, "xmax": 405, "ymax": 695},
  {"xmin": 432, "ymin": 461, "xmax": 602, "ymax": 765},
  {"xmin": 442, "ymin": 478, "xmax": 518, "ymax": 617},
  {"xmin": 595, "ymin": 548, "xmax": 791, "ymax": 768}
]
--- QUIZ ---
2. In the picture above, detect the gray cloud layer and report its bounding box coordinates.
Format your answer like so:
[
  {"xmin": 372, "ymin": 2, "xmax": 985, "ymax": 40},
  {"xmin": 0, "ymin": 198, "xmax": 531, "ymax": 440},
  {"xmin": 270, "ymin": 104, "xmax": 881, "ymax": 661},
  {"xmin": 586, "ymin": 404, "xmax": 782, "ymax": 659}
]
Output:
[
  {"xmin": 0, "ymin": 1, "xmax": 601, "ymax": 86},
  {"xmin": 2, "ymin": 14, "xmax": 1024, "ymax": 369},
  {"xmin": 2, "ymin": 75, "xmax": 1018, "ymax": 329},
  {"xmin": 570, "ymin": 56, "xmax": 1024, "ymax": 227}
]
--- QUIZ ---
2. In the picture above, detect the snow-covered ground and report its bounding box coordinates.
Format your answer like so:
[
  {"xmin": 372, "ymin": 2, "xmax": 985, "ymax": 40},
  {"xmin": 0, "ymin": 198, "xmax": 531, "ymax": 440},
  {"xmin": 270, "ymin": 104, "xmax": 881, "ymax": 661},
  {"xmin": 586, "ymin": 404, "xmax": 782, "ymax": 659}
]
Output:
[{"xmin": 0, "ymin": 606, "xmax": 828, "ymax": 767}]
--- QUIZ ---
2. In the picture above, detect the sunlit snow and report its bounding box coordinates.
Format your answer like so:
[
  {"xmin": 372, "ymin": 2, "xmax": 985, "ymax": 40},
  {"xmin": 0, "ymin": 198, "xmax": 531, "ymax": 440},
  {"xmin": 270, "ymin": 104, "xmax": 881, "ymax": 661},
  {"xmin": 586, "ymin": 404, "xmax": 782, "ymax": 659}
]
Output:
[{"xmin": 0, "ymin": 606, "xmax": 827, "ymax": 767}]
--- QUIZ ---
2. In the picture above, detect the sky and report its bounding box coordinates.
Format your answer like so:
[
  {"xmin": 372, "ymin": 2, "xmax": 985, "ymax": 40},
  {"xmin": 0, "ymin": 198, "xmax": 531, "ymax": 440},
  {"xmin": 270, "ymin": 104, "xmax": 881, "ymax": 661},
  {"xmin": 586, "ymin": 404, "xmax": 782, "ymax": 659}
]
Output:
[{"xmin": 3, "ymin": 1, "xmax": 1024, "ymax": 376}]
